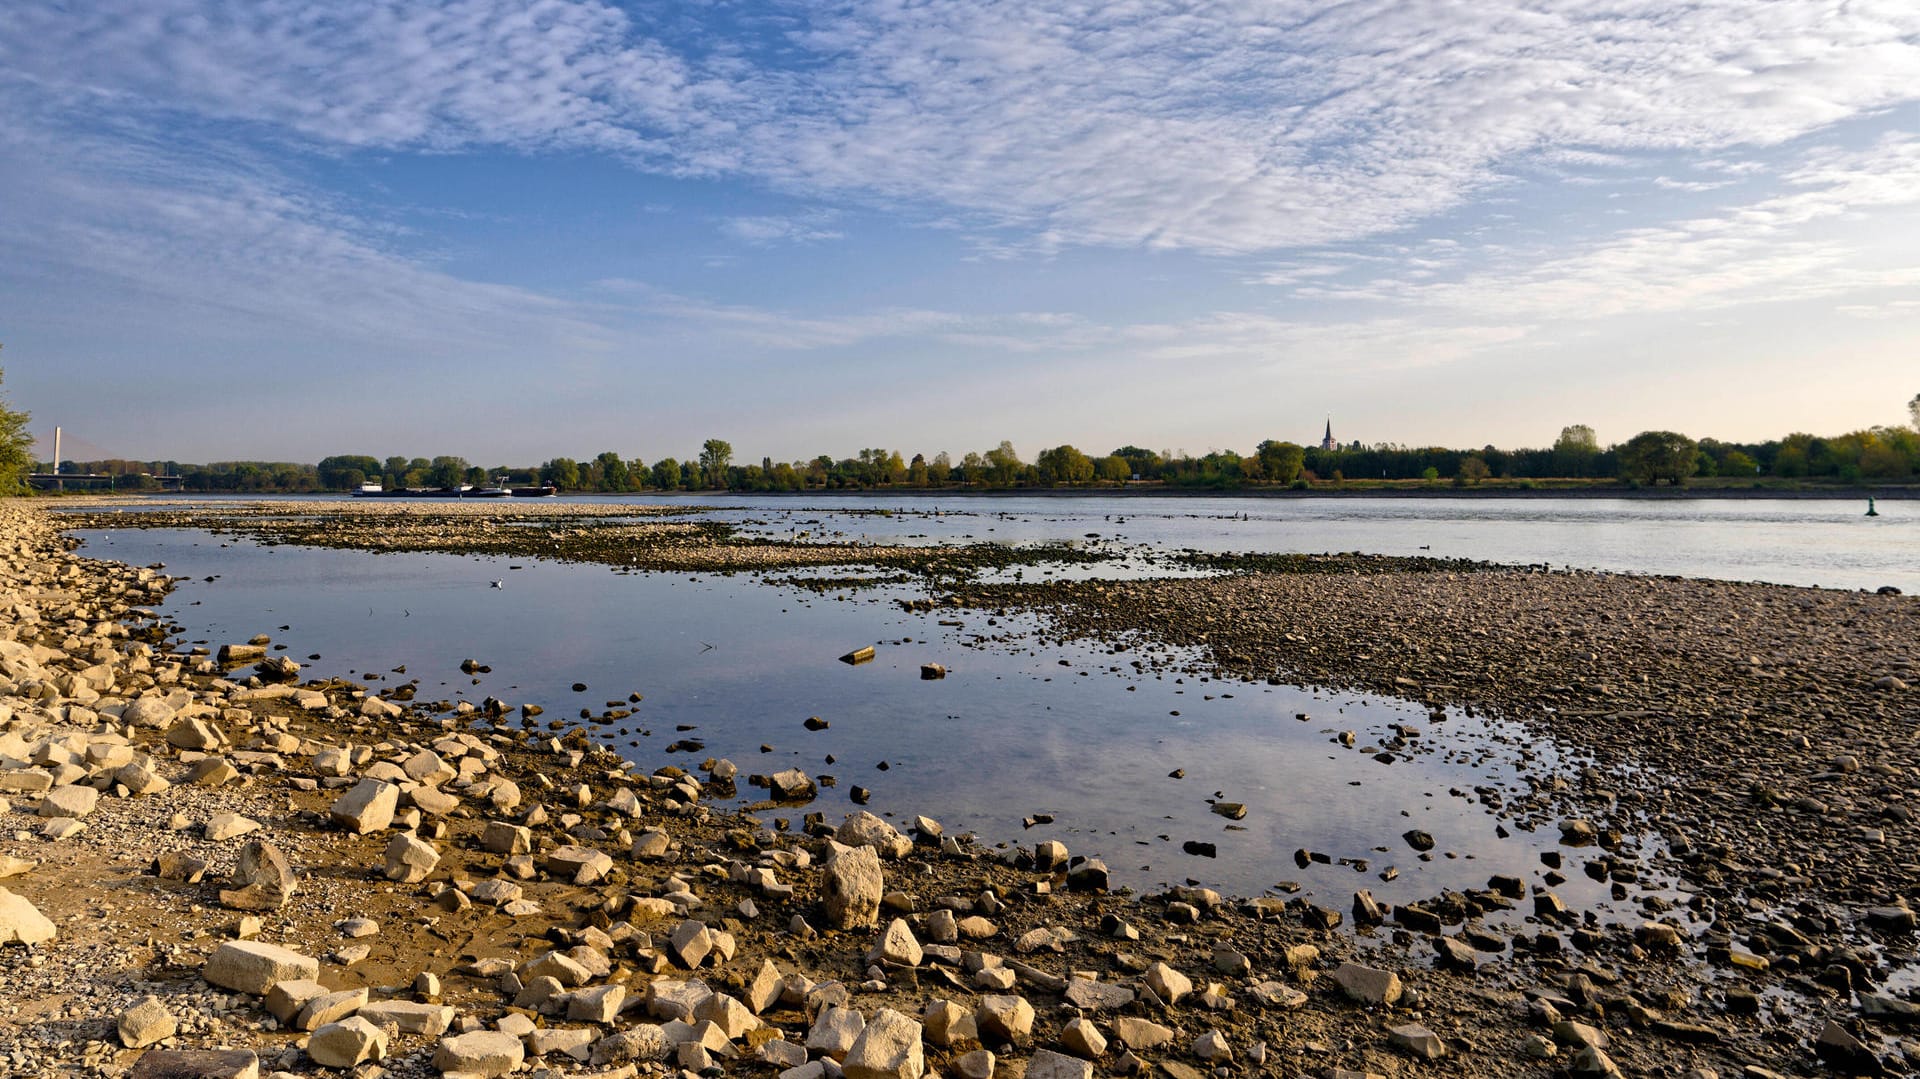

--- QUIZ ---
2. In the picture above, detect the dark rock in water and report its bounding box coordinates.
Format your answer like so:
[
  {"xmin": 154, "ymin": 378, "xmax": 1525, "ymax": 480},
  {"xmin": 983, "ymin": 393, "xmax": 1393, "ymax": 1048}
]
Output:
[
  {"xmin": 1181, "ymin": 841, "xmax": 1216, "ymax": 858},
  {"xmin": 804, "ymin": 716, "xmax": 830, "ymax": 731},
  {"xmin": 571, "ymin": 682, "xmax": 588, "ymax": 692},
  {"xmin": 850, "ymin": 786, "xmax": 871, "ymax": 805},
  {"xmin": 1878, "ymin": 585, "xmax": 1902, "ymax": 595},
  {"xmin": 1403, "ymin": 829, "xmax": 1435, "ymax": 852},
  {"xmin": 840, "ymin": 646, "xmax": 876, "ymax": 665},
  {"xmin": 920, "ymin": 663, "xmax": 946, "ymax": 679},
  {"xmin": 1210, "ymin": 802, "xmax": 1246, "ymax": 820}
]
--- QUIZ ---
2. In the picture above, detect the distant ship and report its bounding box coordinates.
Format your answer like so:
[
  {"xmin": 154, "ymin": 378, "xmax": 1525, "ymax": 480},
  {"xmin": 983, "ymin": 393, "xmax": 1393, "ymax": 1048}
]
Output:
[{"xmin": 352, "ymin": 482, "xmax": 557, "ymax": 498}]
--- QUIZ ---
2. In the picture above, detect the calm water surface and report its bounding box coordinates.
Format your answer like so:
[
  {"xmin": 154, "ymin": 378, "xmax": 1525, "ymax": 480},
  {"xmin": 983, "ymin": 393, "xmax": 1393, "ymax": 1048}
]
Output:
[
  {"xmin": 77, "ymin": 524, "xmax": 1650, "ymax": 922},
  {"xmin": 69, "ymin": 493, "xmax": 1895, "ymax": 923}
]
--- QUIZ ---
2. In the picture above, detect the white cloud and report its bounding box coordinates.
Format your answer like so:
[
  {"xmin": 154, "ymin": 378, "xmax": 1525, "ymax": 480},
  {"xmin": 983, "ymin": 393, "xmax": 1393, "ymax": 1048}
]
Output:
[
  {"xmin": 5, "ymin": 0, "xmax": 1918, "ymax": 254},
  {"xmin": 718, "ymin": 212, "xmax": 843, "ymax": 245}
]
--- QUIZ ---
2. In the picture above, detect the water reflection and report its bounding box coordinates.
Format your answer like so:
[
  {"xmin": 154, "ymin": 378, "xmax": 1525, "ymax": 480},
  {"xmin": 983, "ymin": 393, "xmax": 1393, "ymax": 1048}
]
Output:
[{"xmin": 81, "ymin": 526, "xmax": 1666, "ymax": 931}]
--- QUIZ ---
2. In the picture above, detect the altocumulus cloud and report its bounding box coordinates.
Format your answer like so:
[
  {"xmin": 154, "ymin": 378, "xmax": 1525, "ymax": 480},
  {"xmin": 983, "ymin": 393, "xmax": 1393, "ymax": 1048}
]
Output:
[{"xmin": 6, "ymin": 0, "xmax": 1919, "ymax": 253}]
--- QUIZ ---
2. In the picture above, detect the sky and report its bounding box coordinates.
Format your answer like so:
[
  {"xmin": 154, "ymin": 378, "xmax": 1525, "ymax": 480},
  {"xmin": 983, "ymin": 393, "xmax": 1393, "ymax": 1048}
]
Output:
[{"xmin": 3, "ymin": 0, "xmax": 1918, "ymax": 467}]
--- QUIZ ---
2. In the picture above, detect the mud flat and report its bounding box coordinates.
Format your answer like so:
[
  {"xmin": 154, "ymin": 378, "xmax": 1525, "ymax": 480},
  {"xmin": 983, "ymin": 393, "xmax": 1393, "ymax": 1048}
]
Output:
[
  {"xmin": 54, "ymin": 500, "xmax": 1101, "ymax": 577},
  {"xmin": 1, "ymin": 500, "xmax": 1916, "ymax": 1077}
]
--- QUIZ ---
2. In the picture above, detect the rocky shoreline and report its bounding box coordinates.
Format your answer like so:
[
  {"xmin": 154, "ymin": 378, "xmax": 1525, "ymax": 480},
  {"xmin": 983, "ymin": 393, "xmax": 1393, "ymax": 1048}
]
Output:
[{"xmin": 1, "ymin": 500, "xmax": 1916, "ymax": 1078}]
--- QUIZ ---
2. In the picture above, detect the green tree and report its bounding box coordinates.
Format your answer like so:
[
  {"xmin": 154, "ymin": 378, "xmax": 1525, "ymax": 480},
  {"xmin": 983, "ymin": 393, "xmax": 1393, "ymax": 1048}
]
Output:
[
  {"xmin": 699, "ymin": 439, "xmax": 733, "ymax": 489},
  {"xmin": 426, "ymin": 455, "xmax": 469, "ymax": 488},
  {"xmin": 984, "ymin": 440, "xmax": 1024, "ymax": 486},
  {"xmin": 1552, "ymin": 424, "xmax": 1600, "ymax": 477},
  {"xmin": 593, "ymin": 451, "xmax": 631, "ymax": 491},
  {"xmin": 0, "ymin": 362, "xmax": 30, "ymax": 494},
  {"xmin": 1455, "ymin": 455, "xmax": 1491, "ymax": 485},
  {"xmin": 1035, "ymin": 444, "xmax": 1095, "ymax": 485},
  {"xmin": 1098, "ymin": 454, "xmax": 1132, "ymax": 482},
  {"xmin": 907, "ymin": 454, "xmax": 930, "ymax": 487},
  {"xmin": 1617, "ymin": 431, "xmax": 1698, "ymax": 486},
  {"xmin": 1720, "ymin": 450, "xmax": 1759, "ymax": 477},
  {"xmin": 1254, "ymin": 440, "xmax": 1305, "ymax": 484},
  {"xmin": 317, "ymin": 455, "xmax": 382, "ymax": 489},
  {"xmin": 1910, "ymin": 393, "xmax": 1920, "ymax": 431},
  {"xmin": 542, "ymin": 457, "xmax": 581, "ymax": 490},
  {"xmin": 651, "ymin": 457, "xmax": 682, "ymax": 490}
]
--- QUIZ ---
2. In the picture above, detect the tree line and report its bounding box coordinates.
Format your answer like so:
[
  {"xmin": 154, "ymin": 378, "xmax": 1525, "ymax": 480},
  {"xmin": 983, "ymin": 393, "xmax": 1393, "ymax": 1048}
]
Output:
[{"xmin": 24, "ymin": 395, "xmax": 1920, "ymax": 495}]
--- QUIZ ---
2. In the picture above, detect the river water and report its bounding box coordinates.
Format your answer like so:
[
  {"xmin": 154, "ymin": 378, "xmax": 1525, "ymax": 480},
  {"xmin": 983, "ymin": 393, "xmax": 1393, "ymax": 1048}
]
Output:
[{"xmin": 62, "ymin": 494, "xmax": 1906, "ymax": 925}]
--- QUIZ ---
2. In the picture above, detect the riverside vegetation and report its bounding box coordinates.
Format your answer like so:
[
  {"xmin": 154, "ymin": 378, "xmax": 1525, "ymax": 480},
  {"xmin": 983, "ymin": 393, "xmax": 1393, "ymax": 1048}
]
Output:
[{"xmin": 0, "ymin": 497, "xmax": 1916, "ymax": 1079}]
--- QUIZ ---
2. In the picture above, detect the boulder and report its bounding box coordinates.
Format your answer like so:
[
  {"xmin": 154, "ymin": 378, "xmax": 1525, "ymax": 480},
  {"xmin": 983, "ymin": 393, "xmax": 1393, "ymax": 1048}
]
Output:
[
  {"xmin": 1027, "ymin": 1049, "xmax": 1094, "ymax": 1079},
  {"xmin": 38, "ymin": 783, "xmax": 98, "ymax": 819},
  {"xmin": 1331, "ymin": 961, "xmax": 1403, "ymax": 1006},
  {"xmin": 843, "ymin": 1008, "xmax": 925, "ymax": 1079},
  {"xmin": 384, "ymin": 833, "xmax": 440, "ymax": 883},
  {"xmin": 117, "ymin": 996, "xmax": 177, "ymax": 1049},
  {"xmin": 127, "ymin": 1050, "xmax": 259, "ymax": 1079},
  {"xmin": 433, "ymin": 1030, "xmax": 525, "ymax": 1077},
  {"xmin": 482, "ymin": 820, "xmax": 531, "ymax": 855},
  {"xmin": 824, "ymin": 845, "xmax": 883, "ymax": 929},
  {"xmin": 975, "ymin": 995, "xmax": 1035, "ymax": 1046},
  {"xmin": 296, "ymin": 987, "xmax": 369, "ymax": 1032},
  {"xmin": 122, "ymin": 697, "xmax": 177, "ymax": 728},
  {"xmin": 329, "ymin": 778, "xmax": 397, "ymax": 835},
  {"xmin": 868, "ymin": 918, "xmax": 923, "ymax": 967},
  {"xmin": 308, "ymin": 1015, "xmax": 388, "ymax": 1068},
  {"xmin": 202, "ymin": 940, "xmax": 319, "ymax": 995},
  {"xmin": 547, "ymin": 844, "xmax": 613, "ymax": 885},
  {"xmin": 219, "ymin": 839, "xmax": 295, "ymax": 911},
  {"xmin": 357, "ymin": 1001, "xmax": 455, "ymax": 1036},
  {"xmin": 838, "ymin": 811, "xmax": 913, "ymax": 858},
  {"xmin": 204, "ymin": 813, "xmax": 260, "ymax": 841},
  {"xmin": 0, "ymin": 887, "xmax": 56, "ymax": 944}
]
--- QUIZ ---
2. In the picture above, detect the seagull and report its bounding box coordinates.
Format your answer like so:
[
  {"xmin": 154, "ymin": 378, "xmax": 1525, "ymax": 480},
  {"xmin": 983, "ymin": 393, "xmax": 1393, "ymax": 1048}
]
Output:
[{"xmin": 491, "ymin": 579, "xmax": 504, "ymax": 589}]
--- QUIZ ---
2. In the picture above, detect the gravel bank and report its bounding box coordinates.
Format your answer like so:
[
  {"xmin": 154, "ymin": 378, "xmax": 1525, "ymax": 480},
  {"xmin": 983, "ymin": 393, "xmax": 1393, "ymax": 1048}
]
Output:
[{"xmin": 5, "ymin": 500, "xmax": 1919, "ymax": 1078}]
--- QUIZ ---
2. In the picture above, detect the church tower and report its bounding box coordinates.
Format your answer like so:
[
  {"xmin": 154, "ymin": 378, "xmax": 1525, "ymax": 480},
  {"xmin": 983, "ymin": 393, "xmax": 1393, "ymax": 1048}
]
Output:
[{"xmin": 1320, "ymin": 418, "xmax": 1337, "ymax": 452}]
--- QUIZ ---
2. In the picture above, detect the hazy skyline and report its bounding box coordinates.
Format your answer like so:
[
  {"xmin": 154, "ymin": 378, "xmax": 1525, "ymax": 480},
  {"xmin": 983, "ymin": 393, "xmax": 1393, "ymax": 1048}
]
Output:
[{"xmin": 4, "ymin": 1, "xmax": 1918, "ymax": 465}]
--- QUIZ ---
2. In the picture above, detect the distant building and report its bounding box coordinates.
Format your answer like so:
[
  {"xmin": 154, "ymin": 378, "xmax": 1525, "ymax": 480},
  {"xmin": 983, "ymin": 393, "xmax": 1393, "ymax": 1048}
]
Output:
[{"xmin": 1319, "ymin": 418, "xmax": 1337, "ymax": 452}]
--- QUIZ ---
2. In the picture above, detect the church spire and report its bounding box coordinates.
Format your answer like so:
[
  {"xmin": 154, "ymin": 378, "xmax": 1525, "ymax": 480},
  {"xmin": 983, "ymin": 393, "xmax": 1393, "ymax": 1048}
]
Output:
[{"xmin": 1320, "ymin": 417, "xmax": 1337, "ymax": 452}]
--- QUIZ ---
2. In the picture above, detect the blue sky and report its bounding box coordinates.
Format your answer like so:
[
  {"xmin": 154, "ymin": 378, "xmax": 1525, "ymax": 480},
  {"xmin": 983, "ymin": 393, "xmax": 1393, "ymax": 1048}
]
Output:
[{"xmin": 3, "ymin": 0, "xmax": 1918, "ymax": 466}]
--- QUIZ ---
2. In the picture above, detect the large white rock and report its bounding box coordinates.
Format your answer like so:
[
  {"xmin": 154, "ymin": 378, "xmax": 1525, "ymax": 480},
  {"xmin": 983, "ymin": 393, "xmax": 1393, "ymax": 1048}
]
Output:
[
  {"xmin": 823, "ymin": 846, "xmax": 883, "ymax": 929},
  {"xmin": 329, "ymin": 778, "xmax": 397, "ymax": 835},
  {"xmin": 202, "ymin": 940, "xmax": 320, "ymax": 995},
  {"xmin": 0, "ymin": 887, "xmax": 56, "ymax": 945},
  {"xmin": 843, "ymin": 1008, "xmax": 925, "ymax": 1079},
  {"xmin": 433, "ymin": 1029, "xmax": 525, "ymax": 1077}
]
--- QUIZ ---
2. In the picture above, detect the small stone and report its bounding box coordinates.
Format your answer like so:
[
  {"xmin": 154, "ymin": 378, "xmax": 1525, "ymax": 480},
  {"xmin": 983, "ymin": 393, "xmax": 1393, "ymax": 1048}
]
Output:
[
  {"xmin": 297, "ymin": 987, "xmax": 370, "ymax": 1031},
  {"xmin": 127, "ymin": 1050, "xmax": 259, "ymax": 1079},
  {"xmin": 1192, "ymin": 1029, "xmax": 1232, "ymax": 1062},
  {"xmin": 203, "ymin": 812, "xmax": 260, "ymax": 842}
]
